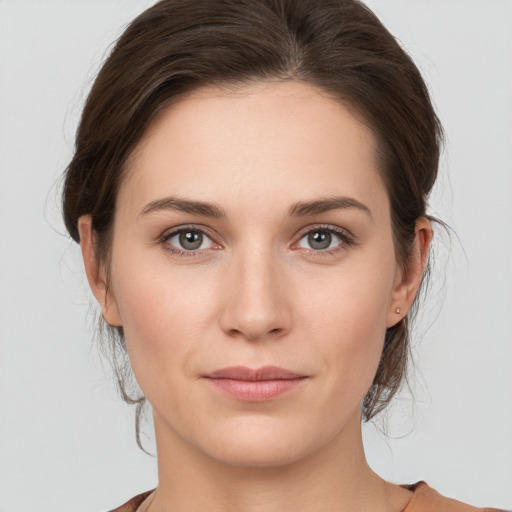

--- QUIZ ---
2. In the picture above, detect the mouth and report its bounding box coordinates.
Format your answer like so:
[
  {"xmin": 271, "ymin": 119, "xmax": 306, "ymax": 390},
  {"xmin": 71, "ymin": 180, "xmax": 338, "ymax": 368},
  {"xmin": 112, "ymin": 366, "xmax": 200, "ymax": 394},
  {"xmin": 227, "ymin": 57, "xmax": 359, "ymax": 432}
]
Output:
[{"xmin": 203, "ymin": 366, "xmax": 308, "ymax": 402}]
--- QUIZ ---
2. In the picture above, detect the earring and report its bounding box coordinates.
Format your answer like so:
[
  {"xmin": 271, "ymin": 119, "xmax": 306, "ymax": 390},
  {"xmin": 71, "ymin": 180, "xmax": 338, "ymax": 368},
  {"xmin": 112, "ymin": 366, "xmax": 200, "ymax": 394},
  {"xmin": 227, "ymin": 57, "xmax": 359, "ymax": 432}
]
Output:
[{"xmin": 395, "ymin": 307, "xmax": 401, "ymax": 315}]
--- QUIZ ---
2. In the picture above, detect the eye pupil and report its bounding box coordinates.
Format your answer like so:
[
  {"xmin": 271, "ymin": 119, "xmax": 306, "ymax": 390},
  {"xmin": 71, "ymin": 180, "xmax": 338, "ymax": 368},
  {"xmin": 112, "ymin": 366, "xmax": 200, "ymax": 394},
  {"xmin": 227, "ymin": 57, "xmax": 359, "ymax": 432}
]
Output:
[
  {"xmin": 179, "ymin": 230, "xmax": 203, "ymax": 250},
  {"xmin": 308, "ymin": 231, "xmax": 331, "ymax": 250}
]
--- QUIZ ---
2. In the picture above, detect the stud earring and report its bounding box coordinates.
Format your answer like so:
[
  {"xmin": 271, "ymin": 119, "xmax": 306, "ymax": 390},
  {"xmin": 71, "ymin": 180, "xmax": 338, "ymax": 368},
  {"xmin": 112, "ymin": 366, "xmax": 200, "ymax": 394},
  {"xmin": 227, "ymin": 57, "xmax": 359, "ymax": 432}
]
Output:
[{"xmin": 395, "ymin": 307, "xmax": 401, "ymax": 315}]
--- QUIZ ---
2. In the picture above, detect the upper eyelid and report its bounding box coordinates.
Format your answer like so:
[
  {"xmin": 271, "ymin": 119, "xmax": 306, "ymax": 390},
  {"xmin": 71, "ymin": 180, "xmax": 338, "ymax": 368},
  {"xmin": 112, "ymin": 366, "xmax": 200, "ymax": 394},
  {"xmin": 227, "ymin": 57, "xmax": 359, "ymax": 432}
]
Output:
[
  {"xmin": 160, "ymin": 223, "xmax": 351, "ymax": 236},
  {"xmin": 159, "ymin": 226, "xmax": 220, "ymax": 256},
  {"xmin": 159, "ymin": 223, "xmax": 354, "ymax": 249},
  {"xmin": 161, "ymin": 224, "xmax": 218, "ymax": 241},
  {"xmin": 294, "ymin": 224, "xmax": 354, "ymax": 241},
  {"xmin": 292, "ymin": 225, "xmax": 356, "ymax": 255}
]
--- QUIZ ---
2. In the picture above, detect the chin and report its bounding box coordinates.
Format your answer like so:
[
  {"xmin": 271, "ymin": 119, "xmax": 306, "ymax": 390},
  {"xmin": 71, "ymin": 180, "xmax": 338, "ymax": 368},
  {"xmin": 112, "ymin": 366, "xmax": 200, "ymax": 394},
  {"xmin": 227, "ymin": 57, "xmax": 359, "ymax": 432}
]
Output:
[
  {"xmin": 211, "ymin": 439, "xmax": 308, "ymax": 469},
  {"xmin": 195, "ymin": 416, "xmax": 329, "ymax": 469}
]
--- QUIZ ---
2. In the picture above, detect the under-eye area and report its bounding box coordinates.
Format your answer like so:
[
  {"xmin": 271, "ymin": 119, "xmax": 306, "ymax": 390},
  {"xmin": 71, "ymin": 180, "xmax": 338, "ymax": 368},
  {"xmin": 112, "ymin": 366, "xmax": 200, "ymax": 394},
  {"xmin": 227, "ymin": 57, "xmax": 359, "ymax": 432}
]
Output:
[
  {"xmin": 292, "ymin": 224, "xmax": 356, "ymax": 256},
  {"xmin": 157, "ymin": 222, "xmax": 357, "ymax": 260},
  {"xmin": 159, "ymin": 224, "xmax": 222, "ymax": 257}
]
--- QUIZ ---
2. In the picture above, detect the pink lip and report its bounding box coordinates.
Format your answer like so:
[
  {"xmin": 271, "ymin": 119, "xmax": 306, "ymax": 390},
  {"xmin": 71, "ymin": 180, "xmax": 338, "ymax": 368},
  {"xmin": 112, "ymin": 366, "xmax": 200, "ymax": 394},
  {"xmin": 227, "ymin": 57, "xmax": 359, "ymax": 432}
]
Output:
[{"xmin": 203, "ymin": 366, "xmax": 308, "ymax": 402}]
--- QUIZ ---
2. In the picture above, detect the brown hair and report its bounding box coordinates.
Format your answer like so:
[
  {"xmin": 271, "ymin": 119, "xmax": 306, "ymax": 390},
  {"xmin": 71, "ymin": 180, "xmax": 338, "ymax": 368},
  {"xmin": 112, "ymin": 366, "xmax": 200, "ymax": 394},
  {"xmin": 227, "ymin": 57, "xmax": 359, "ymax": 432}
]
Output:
[{"xmin": 62, "ymin": 0, "xmax": 443, "ymax": 449}]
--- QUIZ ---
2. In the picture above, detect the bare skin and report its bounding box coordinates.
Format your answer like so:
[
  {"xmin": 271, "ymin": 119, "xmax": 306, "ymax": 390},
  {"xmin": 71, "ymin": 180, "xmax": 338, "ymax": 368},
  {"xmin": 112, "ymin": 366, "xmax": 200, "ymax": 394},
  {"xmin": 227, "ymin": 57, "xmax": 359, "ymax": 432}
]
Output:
[{"xmin": 79, "ymin": 81, "xmax": 431, "ymax": 512}]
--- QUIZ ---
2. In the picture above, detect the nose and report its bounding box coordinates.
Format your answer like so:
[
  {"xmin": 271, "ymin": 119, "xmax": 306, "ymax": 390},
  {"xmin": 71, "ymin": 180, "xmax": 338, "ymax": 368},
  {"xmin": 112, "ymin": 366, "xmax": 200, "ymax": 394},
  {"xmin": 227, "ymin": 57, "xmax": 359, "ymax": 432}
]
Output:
[{"xmin": 218, "ymin": 244, "xmax": 291, "ymax": 342}]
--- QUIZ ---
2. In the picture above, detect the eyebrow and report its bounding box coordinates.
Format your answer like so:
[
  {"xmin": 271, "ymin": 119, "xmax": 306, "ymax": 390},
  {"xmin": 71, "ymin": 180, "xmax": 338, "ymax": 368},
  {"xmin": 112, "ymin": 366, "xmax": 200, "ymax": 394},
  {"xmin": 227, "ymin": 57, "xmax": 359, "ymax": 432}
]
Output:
[
  {"xmin": 287, "ymin": 196, "xmax": 372, "ymax": 219},
  {"xmin": 138, "ymin": 195, "xmax": 372, "ymax": 220},
  {"xmin": 138, "ymin": 197, "xmax": 226, "ymax": 219}
]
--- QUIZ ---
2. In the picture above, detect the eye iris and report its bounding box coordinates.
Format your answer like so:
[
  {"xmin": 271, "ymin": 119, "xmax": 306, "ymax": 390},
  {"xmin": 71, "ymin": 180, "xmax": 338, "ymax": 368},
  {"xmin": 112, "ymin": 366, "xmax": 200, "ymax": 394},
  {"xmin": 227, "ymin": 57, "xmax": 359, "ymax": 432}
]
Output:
[
  {"xmin": 308, "ymin": 231, "xmax": 331, "ymax": 250},
  {"xmin": 179, "ymin": 230, "xmax": 203, "ymax": 250}
]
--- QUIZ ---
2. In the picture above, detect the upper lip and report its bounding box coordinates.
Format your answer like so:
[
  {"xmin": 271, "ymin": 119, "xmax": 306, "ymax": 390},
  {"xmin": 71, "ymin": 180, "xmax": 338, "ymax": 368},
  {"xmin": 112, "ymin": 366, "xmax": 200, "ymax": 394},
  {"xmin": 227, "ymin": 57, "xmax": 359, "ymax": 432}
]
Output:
[{"xmin": 204, "ymin": 366, "xmax": 305, "ymax": 381}]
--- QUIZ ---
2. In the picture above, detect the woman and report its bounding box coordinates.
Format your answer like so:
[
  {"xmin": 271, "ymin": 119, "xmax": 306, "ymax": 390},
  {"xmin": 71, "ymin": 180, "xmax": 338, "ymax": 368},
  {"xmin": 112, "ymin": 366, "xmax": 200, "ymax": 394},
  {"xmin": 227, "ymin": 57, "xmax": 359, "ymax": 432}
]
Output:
[{"xmin": 61, "ymin": 1, "xmax": 507, "ymax": 511}]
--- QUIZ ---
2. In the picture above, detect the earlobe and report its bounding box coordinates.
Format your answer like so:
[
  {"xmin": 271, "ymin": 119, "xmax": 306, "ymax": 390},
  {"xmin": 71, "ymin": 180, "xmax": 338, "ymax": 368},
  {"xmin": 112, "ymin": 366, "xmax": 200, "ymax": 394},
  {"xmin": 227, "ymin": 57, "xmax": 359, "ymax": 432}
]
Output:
[
  {"xmin": 386, "ymin": 217, "xmax": 433, "ymax": 328},
  {"xmin": 77, "ymin": 215, "xmax": 122, "ymax": 327}
]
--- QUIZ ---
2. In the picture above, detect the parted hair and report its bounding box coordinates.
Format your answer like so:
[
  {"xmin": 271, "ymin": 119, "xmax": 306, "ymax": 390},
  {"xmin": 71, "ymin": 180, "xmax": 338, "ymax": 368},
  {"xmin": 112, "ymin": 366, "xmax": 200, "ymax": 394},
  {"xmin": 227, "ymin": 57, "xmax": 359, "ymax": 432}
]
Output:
[{"xmin": 62, "ymin": 0, "xmax": 443, "ymax": 449}]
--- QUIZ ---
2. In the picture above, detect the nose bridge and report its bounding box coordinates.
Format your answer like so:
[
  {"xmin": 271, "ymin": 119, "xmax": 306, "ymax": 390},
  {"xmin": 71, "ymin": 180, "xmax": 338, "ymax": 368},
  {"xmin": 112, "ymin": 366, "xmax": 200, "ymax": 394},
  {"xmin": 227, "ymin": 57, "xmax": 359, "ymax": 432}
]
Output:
[{"xmin": 220, "ymin": 238, "xmax": 289, "ymax": 340}]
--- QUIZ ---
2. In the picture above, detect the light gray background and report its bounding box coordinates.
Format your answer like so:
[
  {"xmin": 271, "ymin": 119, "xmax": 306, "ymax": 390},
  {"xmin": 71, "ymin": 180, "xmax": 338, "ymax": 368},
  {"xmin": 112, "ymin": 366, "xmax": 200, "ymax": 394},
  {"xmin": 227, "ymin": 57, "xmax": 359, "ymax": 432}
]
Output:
[{"xmin": 0, "ymin": 1, "xmax": 511, "ymax": 511}]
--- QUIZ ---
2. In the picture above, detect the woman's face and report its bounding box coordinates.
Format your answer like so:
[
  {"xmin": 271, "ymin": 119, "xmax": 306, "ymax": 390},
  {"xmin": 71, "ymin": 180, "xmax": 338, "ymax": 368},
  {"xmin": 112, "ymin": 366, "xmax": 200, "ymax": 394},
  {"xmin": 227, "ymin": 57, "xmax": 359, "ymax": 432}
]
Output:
[{"xmin": 83, "ymin": 81, "xmax": 418, "ymax": 468}]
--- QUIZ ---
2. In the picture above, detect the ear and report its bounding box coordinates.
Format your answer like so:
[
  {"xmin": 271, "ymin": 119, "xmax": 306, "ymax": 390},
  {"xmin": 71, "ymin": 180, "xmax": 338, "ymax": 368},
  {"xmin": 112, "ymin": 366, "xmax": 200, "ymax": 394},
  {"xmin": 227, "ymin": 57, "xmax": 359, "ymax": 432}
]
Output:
[
  {"xmin": 386, "ymin": 217, "xmax": 433, "ymax": 328},
  {"xmin": 78, "ymin": 215, "xmax": 122, "ymax": 327}
]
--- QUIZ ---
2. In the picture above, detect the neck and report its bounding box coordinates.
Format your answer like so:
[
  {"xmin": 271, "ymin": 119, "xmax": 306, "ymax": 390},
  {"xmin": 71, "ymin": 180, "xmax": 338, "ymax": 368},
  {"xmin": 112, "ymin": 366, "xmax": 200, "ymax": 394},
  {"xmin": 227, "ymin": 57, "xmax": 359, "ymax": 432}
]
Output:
[{"xmin": 146, "ymin": 410, "xmax": 411, "ymax": 512}]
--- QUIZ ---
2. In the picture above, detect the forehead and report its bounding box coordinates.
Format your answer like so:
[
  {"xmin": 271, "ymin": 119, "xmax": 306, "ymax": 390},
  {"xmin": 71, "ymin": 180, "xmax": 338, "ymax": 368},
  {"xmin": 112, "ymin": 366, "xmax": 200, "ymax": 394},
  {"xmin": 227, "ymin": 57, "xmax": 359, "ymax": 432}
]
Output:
[{"xmin": 120, "ymin": 81, "xmax": 388, "ymax": 218}]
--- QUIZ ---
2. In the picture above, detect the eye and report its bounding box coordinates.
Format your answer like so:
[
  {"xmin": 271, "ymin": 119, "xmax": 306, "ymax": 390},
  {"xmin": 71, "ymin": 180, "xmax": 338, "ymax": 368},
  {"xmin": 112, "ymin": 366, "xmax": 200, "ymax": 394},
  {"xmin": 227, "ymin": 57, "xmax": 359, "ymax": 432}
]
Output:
[
  {"xmin": 163, "ymin": 228, "xmax": 216, "ymax": 252},
  {"xmin": 296, "ymin": 227, "xmax": 352, "ymax": 252}
]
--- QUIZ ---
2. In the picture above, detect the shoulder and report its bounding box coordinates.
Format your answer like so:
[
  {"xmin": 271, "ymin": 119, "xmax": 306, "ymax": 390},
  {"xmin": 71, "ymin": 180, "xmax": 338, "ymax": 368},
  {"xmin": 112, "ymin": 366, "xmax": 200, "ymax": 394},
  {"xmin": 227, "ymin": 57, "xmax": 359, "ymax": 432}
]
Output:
[
  {"xmin": 107, "ymin": 490, "xmax": 154, "ymax": 512},
  {"xmin": 404, "ymin": 482, "xmax": 509, "ymax": 512}
]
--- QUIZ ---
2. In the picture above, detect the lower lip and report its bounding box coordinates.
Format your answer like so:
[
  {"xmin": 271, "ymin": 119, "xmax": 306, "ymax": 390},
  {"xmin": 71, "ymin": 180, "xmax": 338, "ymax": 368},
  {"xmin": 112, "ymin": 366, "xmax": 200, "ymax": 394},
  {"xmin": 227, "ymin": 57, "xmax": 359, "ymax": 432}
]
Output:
[{"xmin": 205, "ymin": 378, "xmax": 306, "ymax": 402}]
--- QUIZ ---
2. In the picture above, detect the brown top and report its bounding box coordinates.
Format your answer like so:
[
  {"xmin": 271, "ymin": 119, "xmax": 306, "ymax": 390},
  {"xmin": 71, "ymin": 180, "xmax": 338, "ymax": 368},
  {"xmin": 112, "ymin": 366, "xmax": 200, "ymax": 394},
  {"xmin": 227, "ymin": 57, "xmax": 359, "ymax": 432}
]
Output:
[
  {"xmin": 108, "ymin": 489, "xmax": 153, "ymax": 512},
  {"xmin": 108, "ymin": 482, "xmax": 508, "ymax": 512},
  {"xmin": 400, "ymin": 482, "xmax": 507, "ymax": 512}
]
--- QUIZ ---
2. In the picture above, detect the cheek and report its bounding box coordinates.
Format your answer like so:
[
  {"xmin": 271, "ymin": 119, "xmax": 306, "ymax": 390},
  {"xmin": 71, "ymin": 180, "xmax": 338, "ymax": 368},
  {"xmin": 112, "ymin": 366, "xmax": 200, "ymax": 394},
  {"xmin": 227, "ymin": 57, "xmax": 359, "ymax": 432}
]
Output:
[
  {"xmin": 297, "ymin": 254, "xmax": 396, "ymax": 393},
  {"xmin": 108, "ymin": 251, "xmax": 219, "ymax": 391}
]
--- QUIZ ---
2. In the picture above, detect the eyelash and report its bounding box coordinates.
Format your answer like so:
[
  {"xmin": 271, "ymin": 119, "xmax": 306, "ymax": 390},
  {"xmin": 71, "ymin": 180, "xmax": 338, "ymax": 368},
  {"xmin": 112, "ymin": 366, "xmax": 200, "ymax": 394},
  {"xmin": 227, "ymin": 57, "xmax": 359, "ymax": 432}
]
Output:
[
  {"xmin": 159, "ymin": 224, "xmax": 355, "ymax": 259},
  {"xmin": 159, "ymin": 225, "xmax": 219, "ymax": 258},
  {"xmin": 294, "ymin": 224, "xmax": 356, "ymax": 257}
]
